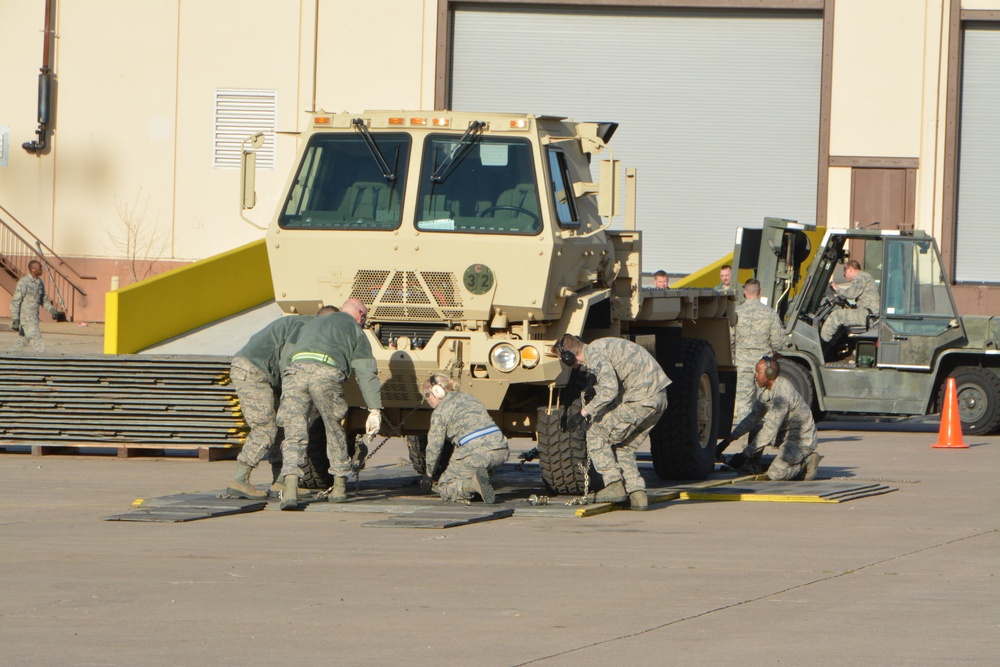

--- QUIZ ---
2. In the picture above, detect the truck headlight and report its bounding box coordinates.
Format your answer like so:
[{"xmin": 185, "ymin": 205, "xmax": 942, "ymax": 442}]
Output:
[
  {"xmin": 520, "ymin": 345, "xmax": 540, "ymax": 369},
  {"xmin": 490, "ymin": 343, "xmax": 520, "ymax": 373}
]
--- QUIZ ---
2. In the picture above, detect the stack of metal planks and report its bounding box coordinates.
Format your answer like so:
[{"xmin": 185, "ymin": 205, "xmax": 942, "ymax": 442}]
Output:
[{"xmin": 0, "ymin": 354, "xmax": 247, "ymax": 450}]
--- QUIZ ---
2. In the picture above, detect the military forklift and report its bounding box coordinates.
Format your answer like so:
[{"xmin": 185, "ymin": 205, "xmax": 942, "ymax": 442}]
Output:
[{"xmin": 734, "ymin": 218, "xmax": 1000, "ymax": 434}]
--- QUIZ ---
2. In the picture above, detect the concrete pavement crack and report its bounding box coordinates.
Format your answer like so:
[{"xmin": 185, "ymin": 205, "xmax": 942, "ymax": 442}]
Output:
[{"xmin": 512, "ymin": 528, "xmax": 998, "ymax": 666}]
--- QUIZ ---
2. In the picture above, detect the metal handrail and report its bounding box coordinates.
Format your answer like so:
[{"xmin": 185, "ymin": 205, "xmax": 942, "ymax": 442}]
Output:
[{"xmin": 0, "ymin": 210, "xmax": 92, "ymax": 322}]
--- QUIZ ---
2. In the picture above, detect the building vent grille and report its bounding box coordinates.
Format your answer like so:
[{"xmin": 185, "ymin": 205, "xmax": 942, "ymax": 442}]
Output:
[{"xmin": 213, "ymin": 89, "xmax": 276, "ymax": 170}]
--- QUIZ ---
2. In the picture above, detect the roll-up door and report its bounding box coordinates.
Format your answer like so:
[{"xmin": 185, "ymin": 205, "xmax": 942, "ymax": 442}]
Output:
[
  {"xmin": 451, "ymin": 6, "xmax": 822, "ymax": 276},
  {"xmin": 955, "ymin": 24, "xmax": 1000, "ymax": 284}
]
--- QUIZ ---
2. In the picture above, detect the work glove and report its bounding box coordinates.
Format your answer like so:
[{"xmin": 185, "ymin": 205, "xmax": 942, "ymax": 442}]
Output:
[
  {"xmin": 715, "ymin": 437, "xmax": 733, "ymax": 459},
  {"xmin": 565, "ymin": 411, "xmax": 587, "ymax": 432},
  {"xmin": 11, "ymin": 319, "xmax": 19, "ymax": 331},
  {"xmin": 724, "ymin": 452, "xmax": 748, "ymax": 472},
  {"xmin": 365, "ymin": 409, "xmax": 381, "ymax": 437}
]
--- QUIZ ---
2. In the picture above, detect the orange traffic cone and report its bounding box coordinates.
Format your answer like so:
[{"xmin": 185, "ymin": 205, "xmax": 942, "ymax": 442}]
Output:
[{"xmin": 932, "ymin": 377, "xmax": 968, "ymax": 449}]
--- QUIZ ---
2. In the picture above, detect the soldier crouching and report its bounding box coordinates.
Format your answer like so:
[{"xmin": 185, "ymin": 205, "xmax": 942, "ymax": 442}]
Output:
[{"xmin": 422, "ymin": 374, "xmax": 509, "ymax": 504}]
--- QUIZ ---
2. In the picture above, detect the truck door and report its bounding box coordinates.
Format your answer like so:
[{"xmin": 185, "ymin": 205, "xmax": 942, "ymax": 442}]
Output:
[{"xmin": 877, "ymin": 237, "xmax": 965, "ymax": 369}]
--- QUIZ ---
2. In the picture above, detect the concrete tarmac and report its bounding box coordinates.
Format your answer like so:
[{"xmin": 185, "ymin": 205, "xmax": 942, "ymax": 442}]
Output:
[{"xmin": 2, "ymin": 426, "xmax": 997, "ymax": 666}]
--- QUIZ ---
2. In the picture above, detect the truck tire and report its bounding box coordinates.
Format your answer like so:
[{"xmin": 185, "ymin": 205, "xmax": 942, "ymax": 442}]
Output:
[
  {"xmin": 650, "ymin": 338, "xmax": 719, "ymax": 480},
  {"xmin": 294, "ymin": 419, "xmax": 367, "ymax": 489},
  {"xmin": 536, "ymin": 404, "xmax": 593, "ymax": 496},
  {"xmin": 939, "ymin": 367, "xmax": 1000, "ymax": 435},
  {"xmin": 406, "ymin": 435, "xmax": 452, "ymax": 477},
  {"xmin": 777, "ymin": 359, "xmax": 825, "ymax": 422}
]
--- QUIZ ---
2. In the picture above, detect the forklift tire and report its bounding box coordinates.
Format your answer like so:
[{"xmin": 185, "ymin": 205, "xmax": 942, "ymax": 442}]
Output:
[
  {"xmin": 777, "ymin": 359, "xmax": 825, "ymax": 423},
  {"xmin": 650, "ymin": 338, "xmax": 719, "ymax": 480},
  {"xmin": 940, "ymin": 367, "xmax": 1000, "ymax": 435}
]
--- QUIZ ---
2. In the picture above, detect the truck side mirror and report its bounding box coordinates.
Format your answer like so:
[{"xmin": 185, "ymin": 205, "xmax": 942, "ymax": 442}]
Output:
[
  {"xmin": 241, "ymin": 132, "xmax": 265, "ymax": 210},
  {"xmin": 571, "ymin": 158, "xmax": 620, "ymax": 219},
  {"xmin": 598, "ymin": 159, "xmax": 620, "ymax": 218}
]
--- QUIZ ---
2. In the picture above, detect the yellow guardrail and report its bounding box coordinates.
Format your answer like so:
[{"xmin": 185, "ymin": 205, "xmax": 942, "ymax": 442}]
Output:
[
  {"xmin": 104, "ymin": 239, "xmax": 273, "ymax": 354},
  {"xmin": 673, "ymin": 226, "xmax": 827, "ymax": 291}
]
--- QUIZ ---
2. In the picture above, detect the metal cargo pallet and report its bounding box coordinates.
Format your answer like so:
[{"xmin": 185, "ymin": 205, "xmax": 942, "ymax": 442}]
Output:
[{"xmin": 0, "ymin": 354, "xmax": 247, "ymax": 453}]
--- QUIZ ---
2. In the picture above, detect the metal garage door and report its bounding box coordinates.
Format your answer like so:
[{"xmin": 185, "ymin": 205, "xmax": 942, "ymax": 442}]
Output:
[
  {"xmin": 451, "ymin": 6, "xmax": 822, "ymax": 276},
  {"xmin": 955, "ymin": 24, "xmax": 1000, "ymax": 284}
]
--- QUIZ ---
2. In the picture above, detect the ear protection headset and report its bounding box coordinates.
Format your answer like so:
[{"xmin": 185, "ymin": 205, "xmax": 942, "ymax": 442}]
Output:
[
  {"xmin": 428, "ymin": 375, "xmax": 447, "ymax": 399},
  {"xmin": 762, "ymin": 356, "xmax": 780, "ymax": 381},
  {"xmin": 555, "ymin": 336, "xmax": 582, "ymax": 367}
]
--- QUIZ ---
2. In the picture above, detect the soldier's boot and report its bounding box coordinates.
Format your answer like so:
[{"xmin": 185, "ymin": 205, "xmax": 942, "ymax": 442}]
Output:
[
  {"xmin": 269, "ymin": 480, "xmax": 285, "ymax": 499},
  {"xmin": 628, "ymin": 490, "xmax": 649, "ymax": 511},
  {"xmin": 226, "ymin": 463, "xmax": 268, "ymax": 499},
  {"xmin": 464, "ymin": 469, "xmax": 495, "ymax": 504},
  {"xmin": 593, "ymin": 480, "xmax": 627, "ymax": 504},
  {"xmin": 279, "ymin": 474, "xmax": 299, "ymax": 511},
  {"xmin": 802, "ymin": 452, "xmax": 824, "ymax": 481},
  {"xmin": 327, "ymin": 476, "xmax": 348, "ymax": 503}
]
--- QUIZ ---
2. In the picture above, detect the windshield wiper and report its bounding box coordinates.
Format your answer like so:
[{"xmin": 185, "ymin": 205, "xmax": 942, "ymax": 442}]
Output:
[
  {"xmin": 431, "ymin": 120, "xmax": 486, "ymax": 183},
  {"xmin": 352, "ymin": 118, "xmax": 396, "ymax": 183}
]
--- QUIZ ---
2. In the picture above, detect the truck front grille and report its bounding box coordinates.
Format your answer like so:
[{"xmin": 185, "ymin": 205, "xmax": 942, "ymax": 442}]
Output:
[{"xmin": 352, "ymin": 269, "xmax": 464, "ymax": 321}]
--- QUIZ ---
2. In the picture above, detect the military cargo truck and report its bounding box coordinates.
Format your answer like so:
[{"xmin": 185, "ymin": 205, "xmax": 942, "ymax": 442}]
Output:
[
  {"xmin": 734, "ymin": 217, "xmax": 1000, "ymax": 434},
  {"xmin": 242, "ymin": 110, "xmax": 736, "ymax": 493}
]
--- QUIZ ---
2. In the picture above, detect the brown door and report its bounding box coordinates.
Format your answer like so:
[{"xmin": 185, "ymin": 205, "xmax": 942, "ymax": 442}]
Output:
[{"xmin": 849, "ymin": 167, "xmax": 915, "ymax": 266}]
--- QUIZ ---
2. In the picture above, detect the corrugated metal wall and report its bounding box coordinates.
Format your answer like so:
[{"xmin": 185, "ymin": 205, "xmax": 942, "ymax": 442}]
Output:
[{"xmin": 450, "ymin": 6, "xmax": 822, "ymax": 275}]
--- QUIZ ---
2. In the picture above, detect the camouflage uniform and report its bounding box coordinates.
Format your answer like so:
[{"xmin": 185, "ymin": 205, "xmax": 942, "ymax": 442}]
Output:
[
  {"xmin": 730, "ymin": 375, "xmax": 817, "ymax": 480},
  {"xmin": 426, "ymin": 391, "xmax": 509, "ymax": 502},
  {"xmin": 276, "ymin": 312, "xmax": 381, "ymax": 479},
  {"xmin": 580, "ymin": 338, "xmax": 670, "ymax": 494},
  {"xmin": 714, "ymin": 281, "xmax": 744, "ymax": 303},
  {"xmin": 733, "ymin": 298, "xmax": 784, "ymax": 423},
  {"xmin": 821, "ymin": 270, "xmax": 880, "ymax": 342},
  {"xmin": 231, "ymin": 316, "xmax": 310, "ymax": 469},
  {"xmin": 9, "ymin": 275, "xmax": 57, "ymax": 354}
]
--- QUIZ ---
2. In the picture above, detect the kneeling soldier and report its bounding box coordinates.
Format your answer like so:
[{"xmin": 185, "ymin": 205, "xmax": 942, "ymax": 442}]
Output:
[{"xmin": 422, "ymin": 374, "xmax": 509, "ymax": 503}]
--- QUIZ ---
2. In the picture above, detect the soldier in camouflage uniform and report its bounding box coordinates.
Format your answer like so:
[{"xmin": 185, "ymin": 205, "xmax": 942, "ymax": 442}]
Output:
[
  {"xmin": 714, "ymin": 264, "xmax": 743, "ymax": 302},
  {"xmin": 275, "ymin": 299, "xmax": 382, "ymax": 509},
  {"xmin": 558, "ymin": 334, "xmax": 670, "ymax": 510},
  {"xmin": 717, "ymin": 357, "xmax": 822, "ymax": 481},
  {"xmin": 9, "ymin": 260, "xmax": 60, "ymax": 354},
  {"xmin": 422, "ymin": 374, "xmax": 509, "ymax": 503},
  {"xmin": 821, "ymin": 260, "xmax": 880, "ymax": 347},
  {"xmin": 733, "ymin": 279, "xmax": 785, "ymax": 425},
  {"xmin": 224, "ymin": 307, "xmax": 337, "ymax": 500}
]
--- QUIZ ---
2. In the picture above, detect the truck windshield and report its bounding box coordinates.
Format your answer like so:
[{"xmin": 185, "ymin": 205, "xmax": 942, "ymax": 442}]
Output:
[
  {"xmin": 415, "ymin": 135, "xmax": 541, "ymax": 235},
  {"xmin": 279, "ymin": 134, "xmax": 410, "ymax": 230}
]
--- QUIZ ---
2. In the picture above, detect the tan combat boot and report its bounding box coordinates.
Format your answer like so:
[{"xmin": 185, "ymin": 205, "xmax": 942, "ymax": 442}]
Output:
[
  {"xmin": 328, "ymin": 476, "xmax": 348, "ymax": 503},
  {"xmin": 279, "ymin": 474, "xmax": 299, "ymax": 510},
  {"xmin": 628, "ymin": 490, "xmax": 649, "ymax": 511},
  {"xmin": 226, "ymin": 463, "xmax": 268, "ymax": 499},
  {"xmin": 802, "ymin": 452, "xmax": 824, "ymax": 481},
  {"xmin": 465, "ymin": 469, "xmax": 496, "ymax": 504},
  {"xmin": 592, "ymin": 480, "xmax": 627, "ymax": 503}
]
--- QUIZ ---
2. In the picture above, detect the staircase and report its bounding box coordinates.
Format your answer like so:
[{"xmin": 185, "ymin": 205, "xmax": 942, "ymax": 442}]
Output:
[{"xmin": 0, "ymin": 204, "xmax": 93, "ymax": 322}]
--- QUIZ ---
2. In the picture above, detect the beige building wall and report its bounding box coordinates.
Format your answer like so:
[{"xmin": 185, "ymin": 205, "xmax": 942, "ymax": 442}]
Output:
[
  {"xmin": 2, "ymin": 0, "xmax": 996, "ymax": 321},
  {"xmin": 0, "ymin": 0, "xmax": 439, "ymax": 321}
]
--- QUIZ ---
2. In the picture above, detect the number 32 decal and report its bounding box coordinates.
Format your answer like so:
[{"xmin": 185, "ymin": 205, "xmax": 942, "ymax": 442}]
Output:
[{"xmin": 463, "ymin": 264, "xmax": 495, "ymax": 295}]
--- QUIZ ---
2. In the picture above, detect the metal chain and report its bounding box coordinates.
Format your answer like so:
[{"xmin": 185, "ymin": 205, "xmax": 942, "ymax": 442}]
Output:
[{"xmin": 314, "ymin": 406, "xmax": 422, "ymax": 500}]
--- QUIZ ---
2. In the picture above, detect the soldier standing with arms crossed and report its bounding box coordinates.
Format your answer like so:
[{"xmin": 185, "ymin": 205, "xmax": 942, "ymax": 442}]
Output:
[
  {"xmin": 733, "ymin": 279, "xmax": 785, "ymax": 428},
  {"xmin": 275, "ymin": 299, "xmax": 382, "ymax": 510},
  {"xmin": 558, "ymin": 334, "xmax": 670, "ymax": 510}
]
